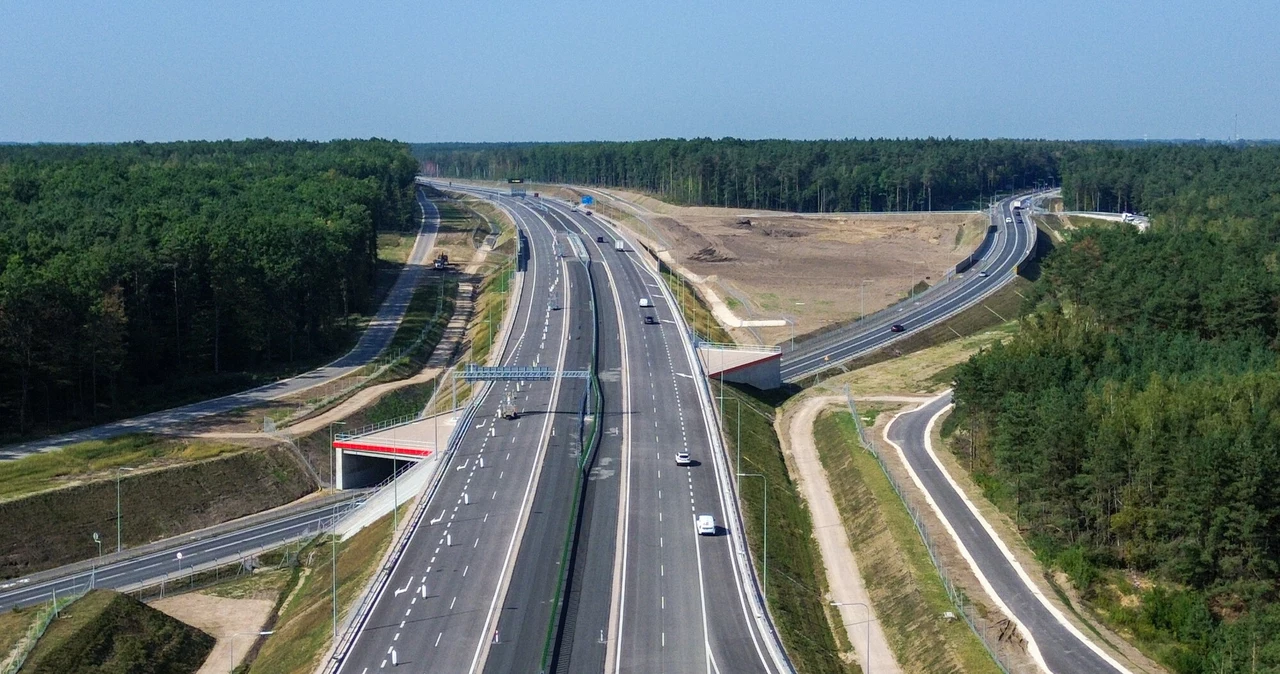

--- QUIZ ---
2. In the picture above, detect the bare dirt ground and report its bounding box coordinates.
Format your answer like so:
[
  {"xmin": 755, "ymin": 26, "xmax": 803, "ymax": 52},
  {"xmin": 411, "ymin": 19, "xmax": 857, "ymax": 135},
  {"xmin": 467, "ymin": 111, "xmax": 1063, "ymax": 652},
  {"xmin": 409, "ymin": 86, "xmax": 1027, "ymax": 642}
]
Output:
[
  {"xmin": 150, "ymin": 592, "xmax": 274, "ymax": 674},
  {"xmin": 567, "ymin": 186, "xmax": 988, "ymax": 345}
]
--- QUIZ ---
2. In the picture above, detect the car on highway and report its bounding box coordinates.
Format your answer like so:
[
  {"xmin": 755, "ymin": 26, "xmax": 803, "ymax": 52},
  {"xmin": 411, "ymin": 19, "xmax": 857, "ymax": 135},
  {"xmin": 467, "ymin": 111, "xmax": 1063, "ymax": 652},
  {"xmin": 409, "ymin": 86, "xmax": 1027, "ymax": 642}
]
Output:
[
  {"xmin": 1005, "ymin": 216, "xmax": 1013, "ymax": 224},
  {"xmin": 597, "ymin": 235, "xmax": 606, "ymax": 243},
  {"xmin": 644, "ymin": 315, "xmax": 658, "ymax": 325},
  {"xmin": 978, "ymin": 270, "xmax": 989, "ymax": 278},
  {"xmin": 583, "ymin": 210, "xmax": 593, "ymax": 215},
  {"xmin": 675, "ymin": 450, "xmax": 691, "ymax": 465},
  {"xmin": 890, "ymin": 324, "xmax": 906, "ymax": 333},
  {"xmin": 639, "ymin": 298, "xmax": 652, "ymax": 308},
  {"xmin": 696, "ymin": 514, "xmax": 716, "ymax": 535}
]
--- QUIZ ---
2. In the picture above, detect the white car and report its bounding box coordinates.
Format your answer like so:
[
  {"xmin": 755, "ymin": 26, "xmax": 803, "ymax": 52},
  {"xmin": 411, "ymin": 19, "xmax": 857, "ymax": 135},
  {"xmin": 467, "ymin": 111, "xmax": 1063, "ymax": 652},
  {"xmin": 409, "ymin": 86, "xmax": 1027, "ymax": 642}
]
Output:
[
  {"xmin": 675, "ymin": 451, "xmax": 692, "ymax": 466},
  {"xmin": 696, "ymin": 514, "xmax": 716, "ymax": 535},
  {"xmin": 639, "ymin": 298, "xmax": 652, "ymax": 308},
  {"xmin": 1004, "ymin": 216, "xmax": 1013, "ymax": 224},
  {"xmin": 978, "ymin": 270, "xmax": 989, "ymax": 278}
]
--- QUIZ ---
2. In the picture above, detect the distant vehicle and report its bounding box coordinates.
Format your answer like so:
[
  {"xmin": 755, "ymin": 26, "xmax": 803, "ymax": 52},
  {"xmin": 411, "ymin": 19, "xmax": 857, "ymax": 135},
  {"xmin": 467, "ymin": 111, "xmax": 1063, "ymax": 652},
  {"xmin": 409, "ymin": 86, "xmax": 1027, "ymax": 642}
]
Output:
[
  {"xmin": 978, "ymin": 270, "xmax": 989, "ymax": 278},
  {"xmin": 676, "ymin": 451, "xmax": 692, "ymax": 465},
  {"xmin": 614, "ymin": 239, "xmax": 625, "ymax": 252},
  {"xmin": 549, "ymin": 300, "xmax": 560, "ymax": 311},
  {"xmin": 696, "ymin": 514, "xmax": 716, "ymax": 535},
  {"xmin": 890, "ymin": 324, "xmax": 905, "ymax": 333},
  {"xmin": 1004, "ymin": 216, "xmax": 1013, "ymax": 224},
  {"xmin": 639, "ymin": 298, "xmax": 652, "ymax": 308},
  {"xmin": 644, "ymin": 315, "xmax": 658, "ymax": 325},
  {"xmin": 1122, "ymin": 212, "xmax": 1135, "ymax": 222},
  {"xmin": 433, "ymin": 252, "xmax": 448, "ymax": 269},
  {"xmin": 571, "ymin": 205, "xmax": 580, "ymax": 212},
  {"xmin": 533, "ymin": 192, "xmax": 539, "ymax": 198},
  {"xmin": 583, "ymin": 210, "xmax": 593, "ymax": 216},
  {"xmin": 597, "ymin": 235, "xmax": 606, "ymax": 243}
]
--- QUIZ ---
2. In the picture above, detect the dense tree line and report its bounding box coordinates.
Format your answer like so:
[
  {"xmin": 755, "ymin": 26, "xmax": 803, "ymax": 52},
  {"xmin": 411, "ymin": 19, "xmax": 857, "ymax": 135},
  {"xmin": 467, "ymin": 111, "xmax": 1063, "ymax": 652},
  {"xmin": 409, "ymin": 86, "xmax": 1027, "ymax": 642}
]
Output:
[
  {"xmin": 0, "ymin": 139, "xmax": 420, "ymax": 436},
  {"xmin": 1060, "ymin": 143, "xmax": 1280, "ymax": 229},
  {"xmin": 953, "ymin": 219, "xmax": 1280, "ymax": 666},
  {"xmin": 414, "ymin": 138, "xmax": 1067, "ymax": 212}
]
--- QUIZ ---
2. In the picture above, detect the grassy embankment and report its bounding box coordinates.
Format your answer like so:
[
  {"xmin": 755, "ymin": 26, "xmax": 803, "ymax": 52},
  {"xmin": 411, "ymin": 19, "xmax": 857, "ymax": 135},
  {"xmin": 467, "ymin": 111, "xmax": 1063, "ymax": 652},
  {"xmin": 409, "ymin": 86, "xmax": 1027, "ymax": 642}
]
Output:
[
  {"xmin": 796, "ymin": 276, "xmax": 1031, "ymax": 386},
  {"xmin": 243, "ymin": 508, "xmax": 403, "ymax": 674},
  {"xmin": 0, "ymin": 444, "xmax": 315, "ymax": 579},
  {"xmin": 661, "ymin": 269, "xmax": 735, "ymax": 344},
  {"xmin": 812, "ymin": 409, "xmax": 1002, "ymax": 673},
  {"xmin": 719, "ymin": 384, "xmax": 854, "ymax": 674},
  {"xmin": 18, "ymin": 590, "xmax": 213, "ymax": 674}
]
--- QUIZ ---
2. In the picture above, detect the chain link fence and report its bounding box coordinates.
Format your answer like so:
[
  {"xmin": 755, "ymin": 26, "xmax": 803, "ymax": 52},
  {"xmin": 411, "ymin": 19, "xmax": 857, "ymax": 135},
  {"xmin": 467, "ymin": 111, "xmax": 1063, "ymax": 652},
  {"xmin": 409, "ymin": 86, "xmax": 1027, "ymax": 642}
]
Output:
[{"xmin": 844, "ymin": 391, "xmax": 1030, "ymax": 673}]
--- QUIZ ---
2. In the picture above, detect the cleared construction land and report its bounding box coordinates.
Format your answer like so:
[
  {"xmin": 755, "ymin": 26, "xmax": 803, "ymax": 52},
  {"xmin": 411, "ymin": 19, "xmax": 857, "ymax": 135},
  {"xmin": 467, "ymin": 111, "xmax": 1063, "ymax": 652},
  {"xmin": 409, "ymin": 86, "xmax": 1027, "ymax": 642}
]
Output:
[{"xmin": 494, "ymin": 182, "xmax": 988, "ymax": 345}]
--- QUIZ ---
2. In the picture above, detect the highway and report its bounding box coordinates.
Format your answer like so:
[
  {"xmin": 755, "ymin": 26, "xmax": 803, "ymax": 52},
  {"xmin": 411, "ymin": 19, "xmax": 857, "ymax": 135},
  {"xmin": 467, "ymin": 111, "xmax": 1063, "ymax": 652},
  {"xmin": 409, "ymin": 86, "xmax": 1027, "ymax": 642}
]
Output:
[
  {"xmin": 0, "ymin": 189, "xmax": 443, "ymax": 461},
  {"xmin": 332, "ymin": 189, "xmax": 588, "ymax": 673},
  {"xmin": 779, "ymin": 194, "xmax": 1040, "ymax": 381},
  {"xmin": 429, "ymin": 186, "xmax": 787, "ymax": 673},
  {"xmin": 886, "ymin": 394, "xmax": 1129, "ymax": 674},
  {"xmin": 0, "ymin": 496, "xmax": 366, "ymax": 610}
]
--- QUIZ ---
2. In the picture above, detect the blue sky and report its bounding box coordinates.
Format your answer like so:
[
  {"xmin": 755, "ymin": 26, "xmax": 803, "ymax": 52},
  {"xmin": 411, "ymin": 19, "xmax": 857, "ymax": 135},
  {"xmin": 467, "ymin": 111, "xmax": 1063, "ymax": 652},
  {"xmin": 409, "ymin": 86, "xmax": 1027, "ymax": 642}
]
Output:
[{"xmin": 3, "ymin": 0, "xmax": 1277, "ymax": 142}]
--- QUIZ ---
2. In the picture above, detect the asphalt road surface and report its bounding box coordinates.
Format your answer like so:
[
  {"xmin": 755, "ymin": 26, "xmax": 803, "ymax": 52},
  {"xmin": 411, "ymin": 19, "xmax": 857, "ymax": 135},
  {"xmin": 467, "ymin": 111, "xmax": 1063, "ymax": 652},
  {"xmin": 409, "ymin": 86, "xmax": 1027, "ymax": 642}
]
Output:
[
  {"xmin": 334, "ymin": 190, "xmax": 584, "ymax": 674},
  {"xmin": 887, "ymin": 394, "xmax": 1127, "ymax": 674},
  {"xmin": 0, "ymin": 497, "xmax": 366, "ymax": 610},
  {"xmin": 779, "ymin": 194, "xmax": 1039, "ymax": 381},
  {"xmin": 0, "ymin": 190, "xmax": 442, "ymax": 461},
  {"xmin": 542, "ymin": 196, "xmax": 783, "ymax": 673}
]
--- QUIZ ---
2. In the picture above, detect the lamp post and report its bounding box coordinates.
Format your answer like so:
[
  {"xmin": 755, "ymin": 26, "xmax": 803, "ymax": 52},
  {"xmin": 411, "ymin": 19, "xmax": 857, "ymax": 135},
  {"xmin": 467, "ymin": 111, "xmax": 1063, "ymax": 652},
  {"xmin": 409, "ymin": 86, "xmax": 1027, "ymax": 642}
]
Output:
[
  {"xmin": 738, "ymin": 472, "xmax": 768, "ymax": 596},
  {"xmin": 230, "ymin": 630, "xmax": 274, "ymax": 672},
  {"xmin": 328, "ymin": 421, "xmax": 345, "ymax": 640},
  {"xmin": 91, "ymin": 532, "xmax": 101, "ymax": 589},
  {"xmin": 831, "ymin": 601, "xmax": 872, "ymax": 674},
  {"xmin": 115, "ymin": 467, "xmax": 135, "ymax": 554}
]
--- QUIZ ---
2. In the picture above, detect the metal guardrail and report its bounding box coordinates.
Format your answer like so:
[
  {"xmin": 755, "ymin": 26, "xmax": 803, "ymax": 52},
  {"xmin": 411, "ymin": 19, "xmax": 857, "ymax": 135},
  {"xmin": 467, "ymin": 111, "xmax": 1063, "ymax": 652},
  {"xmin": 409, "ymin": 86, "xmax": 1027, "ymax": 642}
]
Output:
[
  {"xmin": 843, "ymin": 392, "xmax": 1015, "ymax": 673},
  {"xmin": 697, "ymin": 341, "xmax": 782, "ymax": 353}
]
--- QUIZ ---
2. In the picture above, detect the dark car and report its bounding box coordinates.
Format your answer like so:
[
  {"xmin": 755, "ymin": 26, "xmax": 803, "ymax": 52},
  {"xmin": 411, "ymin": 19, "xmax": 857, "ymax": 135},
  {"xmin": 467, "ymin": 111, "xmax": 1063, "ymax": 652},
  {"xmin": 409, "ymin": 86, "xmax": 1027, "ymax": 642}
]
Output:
[
  {"xmin": 597, "ymin": 236, "xmax": 606, "ymax": 243},
  {"xmin": 644, "ymin": 316, "xmax": 658, "ymax": 325},
  {"xmin": 890, "ymin": 324, "xmax": 905, "ymax": 333}
]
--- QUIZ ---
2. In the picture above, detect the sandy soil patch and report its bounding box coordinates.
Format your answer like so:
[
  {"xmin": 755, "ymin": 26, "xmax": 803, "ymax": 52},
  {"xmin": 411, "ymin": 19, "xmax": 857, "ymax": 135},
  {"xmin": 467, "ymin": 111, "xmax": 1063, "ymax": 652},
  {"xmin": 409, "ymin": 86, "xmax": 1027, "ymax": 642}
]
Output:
[
  {"xmin": 150, "ymin": 592, "xmax": 274, "ymax": 674},
  {"xmin": 568, "ymin": 186, "xmax": 987, "ymax": 344}
]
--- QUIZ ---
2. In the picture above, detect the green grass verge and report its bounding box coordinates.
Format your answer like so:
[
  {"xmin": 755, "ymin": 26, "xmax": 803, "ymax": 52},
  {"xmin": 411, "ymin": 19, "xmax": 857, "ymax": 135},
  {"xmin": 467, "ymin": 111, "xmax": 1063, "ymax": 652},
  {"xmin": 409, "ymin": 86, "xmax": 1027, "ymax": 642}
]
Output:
[
  {"xmin": 662, "ymin": 270, "xmax": 735, "ymax": 344},
  {"xmin": 0, "ymin": 434, "xmax": 247, "ymax": 502},
  {"xmin": 798, "ymin": 277, "xmax": 1031, "ymax": 386},
  {"xmin": 0, "ymin": 447, "xmax": 316, "ymax": 579},
  {"xmin": 20, "ymin": 590, "xmax": 213, "ymax": 674},
  {"xmin": 813, "ymin": 409, "xmax": 1002, "ymax": 673},
  {"xmin": 246, "ymin": 507, "xmax": 403, "ymax": 674},
  {"xmin": 0, "ymin": 606, "xmax": 43, "ymax": 666},
  {"xmin": 719, "ymin": 384, "xmax": 854, "ymax": 674},
  {"xmin": 376, "ymin": 231, "xmax": 416, "ymax": 265}
]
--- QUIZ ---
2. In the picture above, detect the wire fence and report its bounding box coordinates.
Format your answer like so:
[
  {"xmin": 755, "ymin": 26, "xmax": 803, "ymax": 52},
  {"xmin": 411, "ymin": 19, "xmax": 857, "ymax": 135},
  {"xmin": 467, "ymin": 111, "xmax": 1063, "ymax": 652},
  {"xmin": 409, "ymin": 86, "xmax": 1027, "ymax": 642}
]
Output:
[
  {"xmin": 844, "ymin": 391, "xmax": 1025, "ymax": 673},
  {"xmin": 1, "ymin": 590, "xmax": 86, "ymax": 674}
]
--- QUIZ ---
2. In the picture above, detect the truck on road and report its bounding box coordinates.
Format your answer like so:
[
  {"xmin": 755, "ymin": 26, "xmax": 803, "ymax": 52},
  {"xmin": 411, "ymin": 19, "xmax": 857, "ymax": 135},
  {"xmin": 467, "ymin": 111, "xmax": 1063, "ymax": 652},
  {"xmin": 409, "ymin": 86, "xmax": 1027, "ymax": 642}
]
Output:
[{"xmin": 614, "ymin": 239, "xmax": 625, "ymax": 252}]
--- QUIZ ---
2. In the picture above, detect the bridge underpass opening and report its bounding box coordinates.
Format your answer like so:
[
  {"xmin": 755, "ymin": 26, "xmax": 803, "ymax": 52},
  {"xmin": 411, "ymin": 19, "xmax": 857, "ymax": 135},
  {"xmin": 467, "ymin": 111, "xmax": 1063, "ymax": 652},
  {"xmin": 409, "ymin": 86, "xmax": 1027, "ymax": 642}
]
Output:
[{"xmin": 333, "ymin": 410, "xmax": 458, "ymax": 490}]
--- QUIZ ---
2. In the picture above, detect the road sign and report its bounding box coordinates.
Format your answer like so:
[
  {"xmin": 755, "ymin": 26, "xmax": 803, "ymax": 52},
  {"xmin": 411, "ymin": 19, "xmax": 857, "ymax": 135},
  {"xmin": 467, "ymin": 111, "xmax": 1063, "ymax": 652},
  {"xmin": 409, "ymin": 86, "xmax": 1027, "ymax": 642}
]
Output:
[{"xmin": 581, "ymin": 195, "xmax": 594, "ymax": 205}]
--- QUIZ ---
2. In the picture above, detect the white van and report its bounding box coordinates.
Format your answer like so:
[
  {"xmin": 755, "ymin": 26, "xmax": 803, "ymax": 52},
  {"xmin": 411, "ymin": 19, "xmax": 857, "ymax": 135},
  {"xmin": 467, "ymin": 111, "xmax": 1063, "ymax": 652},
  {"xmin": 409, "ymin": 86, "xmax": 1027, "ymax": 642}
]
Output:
[
  {"xmin": 639, "ymin": 298, "xmax": 652, "ymax": 308},
  {"xmin": 696, "ymin": 514, "xmax": 716, "ymax": 535}
]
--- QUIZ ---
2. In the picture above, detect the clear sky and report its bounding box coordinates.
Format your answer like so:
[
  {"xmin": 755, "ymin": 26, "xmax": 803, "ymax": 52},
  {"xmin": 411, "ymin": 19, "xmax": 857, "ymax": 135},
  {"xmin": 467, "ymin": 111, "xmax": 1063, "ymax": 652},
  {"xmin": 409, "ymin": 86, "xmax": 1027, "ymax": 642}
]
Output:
[{"xmin": 3, "ymin": 0, "xmax": 1278, "ymax": 142}]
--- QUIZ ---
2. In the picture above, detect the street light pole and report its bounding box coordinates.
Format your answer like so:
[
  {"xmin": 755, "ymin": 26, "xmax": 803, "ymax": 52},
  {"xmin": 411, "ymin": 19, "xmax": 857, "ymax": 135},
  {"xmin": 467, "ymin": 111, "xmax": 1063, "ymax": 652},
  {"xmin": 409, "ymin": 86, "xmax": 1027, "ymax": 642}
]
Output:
[
  {"xmin": 91, "ymin": 532, "xmax": 101, "ymax": 589},
  {"xmin": 831, "ymin": 601, "xmax": 872, "ymax": 674},
  {"xmin": 329, "ymin": 420, "xmax": 345, "ymax": 640},
  {"xmin": 738, "ymin": 472, "xmax": 768, "ymax": 596}
]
